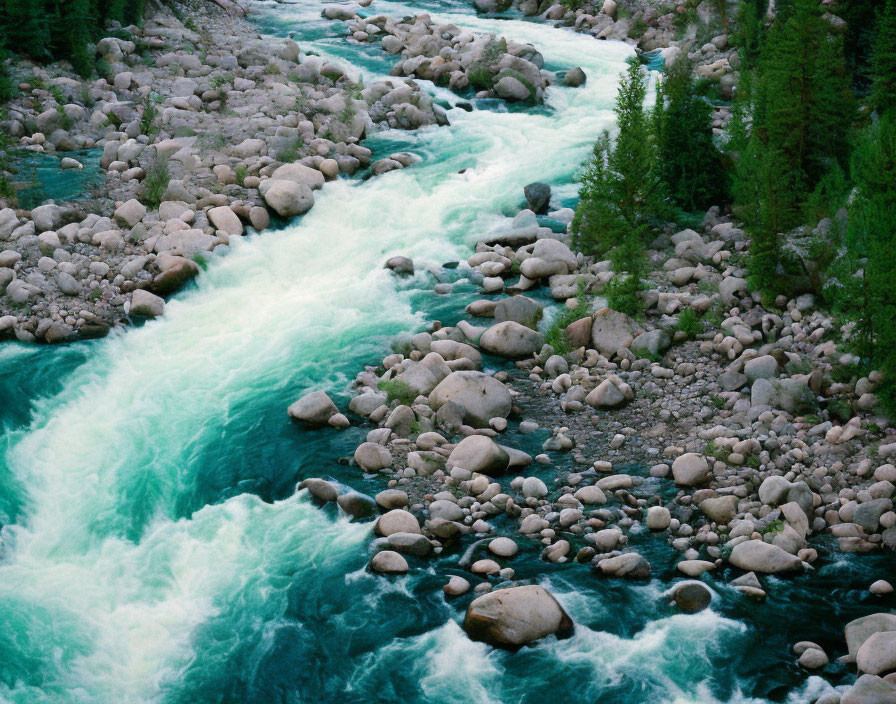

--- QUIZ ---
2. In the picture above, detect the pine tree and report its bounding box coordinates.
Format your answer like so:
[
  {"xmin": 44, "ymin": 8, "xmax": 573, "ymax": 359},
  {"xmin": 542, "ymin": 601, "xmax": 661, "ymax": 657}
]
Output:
[
  {"xmin": 873, "ymin": 0, "xmax": 896, "ymax": 114},
  {"xmin": 572, "ymin": 61, "xmax": 662, "ymax": 256},
  {"xmin": 735, "ymin": 0, "xmax": 854, "ymax": 293},
  {"xmin": 654, "ymin": 59, "xmax": 727, "ymax": 212},
  {"xmin": 845, "ymin": 113, "xmax": 896, "ymax": 413},
  {"xmin": 571, "ymin": 61, "xmax": 659, "ymax": 315},
  {"xmin": 4, "ymin": 0, "xmax": 51, "ymax": 62},
  {"xmin": 733, "ymin": 0, "xmax": 768, "ymax": 70}
]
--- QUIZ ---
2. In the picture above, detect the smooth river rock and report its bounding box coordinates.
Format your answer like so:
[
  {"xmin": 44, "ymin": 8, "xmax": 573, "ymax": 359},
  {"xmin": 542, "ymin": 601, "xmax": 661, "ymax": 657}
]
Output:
[{"xmin": 462, "ymin": 585, "xmax": 573, "ymax": 648}]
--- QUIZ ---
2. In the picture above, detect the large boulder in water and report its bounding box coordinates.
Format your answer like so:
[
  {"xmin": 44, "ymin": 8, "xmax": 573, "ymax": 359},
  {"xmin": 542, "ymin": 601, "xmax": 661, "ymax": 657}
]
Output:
[
  {"xmin": 729, "ymin": 540, "xmax": 802, "ymax": 574},
  {"xmin": 842, "ymin": 675, "xmax": 896, "ymax": 704},
  {"xmin": 845, "ymin": 613, "xmax": 896, "ymax": 657},
  {"xmin": 462, "ymin": 585, "xmax": 573, "ymax": 648},
  {"xmin": 369, "ymin": 550, "xmax": 409, "ymax": 574},
  {"xmin": 288, "ymin": 390, "xmax": 338, "ymax": 424},
  {"xmin": 523, "ymin": 182, "xmax": 551, "ymax": 213},
  {"xmin": 857, "ymin": 631, "xmax": 896, "ymax": 676},
  {"xmin": 262, "ymin": 180, "xmax": 314, "ymax": 217},
  {"xmin": 375, "ymin": 509, "xmax": 421, "ymax": 536},
  {"xmin": 479, "ymin": 321, "xmax": 544, "ymax": 359},
  {"xmin": 597, "ymin": 552, "xmax": 651, "ymax": 579},
  {"xmin": 428, "ymin": 371, "xmax": 511, "ymax": 427},
  {"xmin": 671, "ymin": 581, "xmax": 712, "ymax": 613}
]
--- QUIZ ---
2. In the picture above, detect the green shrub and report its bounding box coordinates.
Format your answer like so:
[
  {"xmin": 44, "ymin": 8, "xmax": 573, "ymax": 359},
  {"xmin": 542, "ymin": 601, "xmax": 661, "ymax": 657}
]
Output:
[
  {"xmin": 234, "ymin": 165, "xmax": 247, "ymax": 187},
  {"xmin": 276, "ymin": 137, "xmax": 305, "ymax": 163},
  {"xmin": 378, "ymin": 379, "xmax": 417, "ymax": 406},
  {"xmin": 192, "ymin": 253, "xmax": 208, "ymax": 270},
  {"xmin": 629, "ymin": 17, "xmax": 648, "ymax": 39},
  {"xmin": 142, "ymin": 157, "xmax": 170, "ymax": 208},
  {"xmin": 544, "ymin": 281, "xmax": 591, "ymax": 354},
  {"xmin": 677, "ymin": 307, "xmax": 701, "ymax": 338},
  {"xmin": 760, "ymin": 519, "xmax": 785, "ymax": 536},
  {"xmin": 705, "ymin": 438, "xmax": 730, "ymax": 462},
  {"xmin": 264, "ymin": 63, "xmax": 281, "ymax": 75},
  {"xmin": 140, "ymin": 101, "xmax": 159, "ymax": 137}
]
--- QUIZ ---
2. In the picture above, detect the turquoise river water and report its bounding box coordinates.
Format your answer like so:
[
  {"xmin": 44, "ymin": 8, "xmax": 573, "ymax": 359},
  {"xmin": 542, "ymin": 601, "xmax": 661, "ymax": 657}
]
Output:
[{"xmin": 1, "ymin": 1, "xmax": 894, "ymax": 702}]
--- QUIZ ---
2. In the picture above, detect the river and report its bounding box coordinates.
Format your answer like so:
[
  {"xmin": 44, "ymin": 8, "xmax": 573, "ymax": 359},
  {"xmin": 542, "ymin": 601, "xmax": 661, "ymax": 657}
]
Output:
[{"xmin": 0, "ymin": 1, "xmax": 891, "ymax": 702}]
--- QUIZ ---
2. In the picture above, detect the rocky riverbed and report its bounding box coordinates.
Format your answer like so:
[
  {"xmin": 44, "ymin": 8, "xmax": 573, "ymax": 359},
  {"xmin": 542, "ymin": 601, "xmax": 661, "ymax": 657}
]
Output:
[
  {"xmin": 291, "ymin": 182, "xmax": 896, "ymax": 700},
  {"xmin": 0, "ymin": 0, "xmax": 446, "ymax": 342}
]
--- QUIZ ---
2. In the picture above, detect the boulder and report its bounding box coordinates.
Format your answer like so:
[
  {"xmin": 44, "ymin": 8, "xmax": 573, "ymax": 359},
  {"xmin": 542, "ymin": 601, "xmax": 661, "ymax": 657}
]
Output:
[
  {"xmin": 574, "ymin": 485, "xmax": 607, "ymax": 505},
  {"xmin": 462, "ymin": 585, "xmax": 574, "ymax": 648},
  {"xmin": 857, "ymin": 631, "xmax": 896, "ymax": 675},
  {"xmin": 598, "ymin": 553, "xmax": 651, "ymax": 579},
  {"xmin": 671, "ymin": 582, "xmax": 712, "ymax": 613},
  {"xmin": 354, "ymin": 442, "xmax": 393, "ymax": 472},
  {"xmin": 369, "ymin": 550, "xmax": 409, "ymax": 574},
  {"xmin": 495, "ymin": 75, "xmax": 532, "ymax": 101},
  {"xmin": 563, "ymin": 67, "xmax": 586, "ymax": 87},
  {"xmin": 671, "ymin": 453, "xmax": 710, "ymax": 486},
  {"xmin": 269, "ymin": 162, "xmax": 326, "ymax": 190},
  {"xmin": 630, "ymin": 329, "xmax": 671, "ymax": 357},
  {"xmin": 591, "ymin": 308, "xmax": 641, "ymax": 358},
  {"xmin": 846, "ymin": 613, "xmax": 896, "ymax": 657},
  {"xmin": 297, "ymin": 478, "xmax": 339, "ymax": 503},
  {"xmin": 646, "ymin": 506, "xmax": 671, "ymax": 530},
  {"xmin": 129, "ymin": 289, "xmax": 165, "ymax": 317},
  {"xmin": 375, "ymin": 509, "xmax": 421, "ymax": 536},
  {"xmin": 446, "ymin": 435, "xmax": 509, "ymax": 476},
  {"xmin": 744, "ymin": 355, "xmax": 779, "ymax": 382},
  {"xmin": 729, "ymin": 540, "xmax": 802, "ymax": 574},
  {"xmin": 207, "ymin": 206, "xmax": 244, "ymax": 236},
  {"xmin": 699, "ymin": 495, "xmax": 738, "ymax": 524},
  {"xmin": 479, "ymin": 321, "xmax": 544, "ymax": 359},
  {"xmin": 585, "ymin": 378, "xmax": 626, "ymax": 408},
  {"xmin": 336, "ymin": 491, "xmax": 375, "ymax": 517},
  {"xmin": 262, "ymin": 180, "xmax": 314, "ymax": 217},
  {"xmin": 428, "ymin": 371, "xmax": 511, "ymax": 427},
  {"xmin": 842, "ymin": 675, "xmax": 896, "ymax": 704},
  {"xmin": 287, "ymin": 390, "xmax": 338, "ymax": 424},
  {"xmin": 114, "ymin": 199, "xmax": 146, "ymax": 228},
  {"xmin": 386, "ymin": 532, "xmax": 431, "ymax": 557},
  {"xmin": 494, "ymin": 296, "xmax": 542, "ymax": 329},
  {"xmin": 523, "ymin": 182, "xmax": 551, "ymax": 213}
]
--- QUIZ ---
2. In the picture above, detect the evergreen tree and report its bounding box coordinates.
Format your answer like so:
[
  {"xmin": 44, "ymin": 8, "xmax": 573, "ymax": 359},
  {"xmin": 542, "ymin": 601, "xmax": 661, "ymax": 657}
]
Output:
[
  {"xmin": 872, "ymin": 0, "xmax": 896, "ymax": 114},
  {"xmin": 735, "ymin": 0, "xmax": 854, "ymax": 293},
  {"xmin": 733, "ymin": 0, "xmax": 768, "ymax": 70},
  {"xmin": 844, "ymin": 113, "xmax": 896, "ymax": 413},
  {"xmin": 654, "ymin": 59, "xmax": 727, "ymax": 212},
  {"xmin": 572, "ymin": 62, "xmax": 661, "ymax": 256},
  {"xmin": 4, "ymin": 0, "xmax": 52, "ymax": 62}
]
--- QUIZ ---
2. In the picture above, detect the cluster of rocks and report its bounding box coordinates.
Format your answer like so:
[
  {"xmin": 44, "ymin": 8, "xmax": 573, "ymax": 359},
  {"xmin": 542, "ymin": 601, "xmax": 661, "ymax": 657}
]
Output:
[
  {"xmin": 330, "ymin": 8, "xmax": 568, "ymax": 102},
  {"xmin": 284, "ymin": 174, "xmax": 894, "ymax": 682},
  {"xmin": 0, "ymin": 0, "xmax": 445, "ymax": 341},
  {"xmin": 476, "ymin": 0, "xmax": 739, "ymax": 105},
  {"xmin": 787, "ymin": 612, "xmax": 896, "ymax": 703}
]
